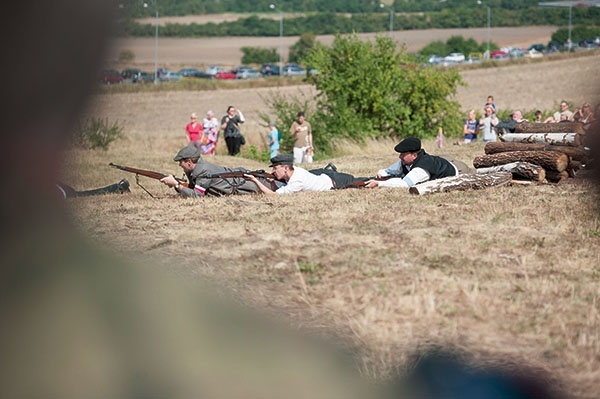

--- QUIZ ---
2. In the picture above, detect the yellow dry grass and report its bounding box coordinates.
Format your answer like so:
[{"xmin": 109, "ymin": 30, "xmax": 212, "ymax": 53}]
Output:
[{"xmin": 67, "ymin": 50, "xmax": 600, "ymax": 398}]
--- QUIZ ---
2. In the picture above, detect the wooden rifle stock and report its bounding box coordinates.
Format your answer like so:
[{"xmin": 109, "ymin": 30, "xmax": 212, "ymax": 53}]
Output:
[{"xmin": 109, "ymin": 163, "xmax": 189, "ymax": 187}]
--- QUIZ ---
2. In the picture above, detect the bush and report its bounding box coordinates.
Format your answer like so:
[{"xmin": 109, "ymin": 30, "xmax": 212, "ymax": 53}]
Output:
[
  {"xmin": 74, "ymin": 118, "xmax": 124, "ymax": 150},
  {"xmin": 298, "ymin": 34, "xmax": 463, "ymax": 153},
  {"xmin": 241, "ymin": 46, "xmax": 279, "ymax": 64}
]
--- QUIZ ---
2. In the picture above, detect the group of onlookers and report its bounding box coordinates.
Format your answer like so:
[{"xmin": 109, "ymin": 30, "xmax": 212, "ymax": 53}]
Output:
[
  {"xmin": 458, "ymin": 96, "xmax": 597, "ymax": 144},
  {"xmin": 184, "ymin": 107, "xmax": 315, "ymax": 163}
]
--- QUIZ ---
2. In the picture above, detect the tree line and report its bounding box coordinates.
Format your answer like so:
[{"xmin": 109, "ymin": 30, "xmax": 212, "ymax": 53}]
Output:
[{"xmin": 115, "ymin": 3, "xmax": 599, "ymax": 38}]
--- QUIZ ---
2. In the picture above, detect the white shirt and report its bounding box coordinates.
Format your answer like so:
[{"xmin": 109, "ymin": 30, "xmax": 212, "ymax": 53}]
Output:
[{"xmin": 275, "ymin": 166, "xmax": 333, "ymax": 194}]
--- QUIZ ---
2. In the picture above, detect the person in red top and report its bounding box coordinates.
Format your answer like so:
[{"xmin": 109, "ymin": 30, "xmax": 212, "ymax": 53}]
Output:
[{"xmin": 185, "ymin": 112, "xmax": 204, "ymax": 152}]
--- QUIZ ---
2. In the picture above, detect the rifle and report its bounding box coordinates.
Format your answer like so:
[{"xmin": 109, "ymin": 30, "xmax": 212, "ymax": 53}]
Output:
[
  {"xmin": 109, "ymin": 162, "xmax": 188, "ymax": 197},
  {"xmin": 207, "ymin": 170, "xmax": 277, "ymax": 181},
  {"xmin": 347, "ymin": 176, "xmax": 395, "ymax": 188}
]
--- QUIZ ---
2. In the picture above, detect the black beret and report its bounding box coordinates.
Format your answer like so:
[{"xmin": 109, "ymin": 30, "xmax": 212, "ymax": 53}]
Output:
[
  {"xmin": 394, "ymin": 137, "xmax": 421, "ymax": 153},
  {"xmin": 269, "ymin": 153, "xmax": 294, "ymax": 167}
]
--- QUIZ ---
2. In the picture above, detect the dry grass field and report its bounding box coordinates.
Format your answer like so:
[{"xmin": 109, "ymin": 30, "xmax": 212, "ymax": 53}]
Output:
[{"xmin": 69, "ymin": 30, "xmax": 600, "ymax": 398}]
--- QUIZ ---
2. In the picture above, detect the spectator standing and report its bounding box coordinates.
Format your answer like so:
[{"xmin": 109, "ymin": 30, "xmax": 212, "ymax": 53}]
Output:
[
  {"xmin": 463, "ymin": 110, "xmax": 479, "ymax": 144},
  {"xmin": 267, "ymin": 121, "xmax": 281, "ymax": 158},
  {"xmin": 479, "ymin": 105, "xmax": 499, "ymax": 142},
  {"xmin": 290, "ymin": 112, "xmax": 313, "ymax": 164},
  {"xmin": 220, "ymin": 106, "xmax": 245, "ymax": 156},
  {"xmin": 185, "ymin": 112, "xmax": 204, "ymax": 152},
  {"xmin": 201, "ymin": 110, "xmax": 220, "ymax": 156},
  {"xmin": 484, "ymin": 95, "xmax": 497, "ymax": 114}
]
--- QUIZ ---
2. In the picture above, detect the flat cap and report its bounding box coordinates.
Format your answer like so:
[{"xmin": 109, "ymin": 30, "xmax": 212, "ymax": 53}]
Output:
[
  {"xmin": 269, "ymin": 153, "xmax": 294, "ymax": 167},
  {"xmin": 173, "ymin": 145, "xmax": 201, "ymax": 161},
  {"xmin": 394, "ymin": 137, "xmax": 421, "ymax": 153}
]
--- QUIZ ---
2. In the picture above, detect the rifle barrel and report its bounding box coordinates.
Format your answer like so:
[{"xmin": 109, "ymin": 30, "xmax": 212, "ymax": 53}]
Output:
[{"xmin": 109, "ymin": 163, "xmax": 187, "ymax": 185}]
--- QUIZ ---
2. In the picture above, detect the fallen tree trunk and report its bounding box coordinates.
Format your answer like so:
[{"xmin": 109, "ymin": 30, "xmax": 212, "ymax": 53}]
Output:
[
  {"xmin": 484, "ymin": 142, "xmax": 588, "ymax": 162},
  {"xmin": 515, "ymin": 122, "xmax": 584, "ymax": 134},
  {"xmin": 476, "ymin": 162, "xmax": 546, "ymax": 182},
  {"xmin": 473, "ymin": 151, "xmax": 569, "ymax": 172},
  {"xmin": 408, "ymin": 171, "xmax": 512, "ymax": 195},
  {"xmin": 499, "ymin": 132, "xmax": 577, "ymax": 146}
]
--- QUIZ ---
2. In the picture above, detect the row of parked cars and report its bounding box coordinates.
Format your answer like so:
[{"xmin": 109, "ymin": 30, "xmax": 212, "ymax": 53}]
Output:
[
  {"xmin": 99, "ymin": 63, "xmax": 315, "ymax": 84},
  {"xmin": 426, "ymin": 37, "xmax": 600, "ymax": 67}
]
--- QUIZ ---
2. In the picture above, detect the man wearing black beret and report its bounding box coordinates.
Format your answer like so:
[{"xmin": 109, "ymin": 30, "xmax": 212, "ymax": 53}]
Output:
[
  {"xmin": 365, "ymin": 137, "xmax": 472, "ymax": 189},
  {"xmin": 245, "ymin": 154, "xmax": 364, "ymax": 194}
]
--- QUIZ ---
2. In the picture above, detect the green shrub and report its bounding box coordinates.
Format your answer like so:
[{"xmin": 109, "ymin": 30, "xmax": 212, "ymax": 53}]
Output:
[
  {"xmin": 75, "ymin": 118, "xmax": 124, "ymax": 150},
  {"xmin": 300, "ymin": 34, "xmax": 463, "ymax": 151},
  {"xmin": 241, "ymin": 46, "xmax": 278, "ymax": 64}
]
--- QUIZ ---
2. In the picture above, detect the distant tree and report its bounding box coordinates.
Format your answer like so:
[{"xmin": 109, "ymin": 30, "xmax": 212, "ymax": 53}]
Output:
[
  {"xmin": 241, "ymin": 47, "xmax": 279, "ymax": 64},
  {"xmin": 288, "ymin": 33, "xmax": 319, "ymax": 64},
  {"xmin": 297, "ymin": 34, "xmax": 463, "ymax": 154}
]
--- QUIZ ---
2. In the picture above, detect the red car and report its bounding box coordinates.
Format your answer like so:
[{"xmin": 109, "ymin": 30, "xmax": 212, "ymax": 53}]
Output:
[
  {"xmin": 100, "ymin": 69, "xmax": 123, "ymax": 84},
  {"xmin": 214, "ymin": 70, "xmax": 236, "ymax": 80},
  {"xmin": 490, "ymin": 50, "xmax": 509, "ymax": 60}
]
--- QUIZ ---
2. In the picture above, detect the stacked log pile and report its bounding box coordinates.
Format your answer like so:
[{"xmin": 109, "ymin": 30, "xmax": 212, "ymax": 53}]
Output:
[{"xmin": 474, "ymin": 122, "xmax": 589, "ymax": 183}]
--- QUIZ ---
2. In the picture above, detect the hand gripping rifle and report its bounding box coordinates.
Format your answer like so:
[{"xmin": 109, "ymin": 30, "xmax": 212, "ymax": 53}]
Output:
[{"xmin": 109, "ymin": 162, "xmax": 188, "ymax": 198}]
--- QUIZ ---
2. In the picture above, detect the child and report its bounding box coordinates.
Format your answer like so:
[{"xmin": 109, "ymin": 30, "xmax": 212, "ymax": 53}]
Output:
[{"xmin": 268, "ymin": 121, "xmax": 280, "ymax": 158}]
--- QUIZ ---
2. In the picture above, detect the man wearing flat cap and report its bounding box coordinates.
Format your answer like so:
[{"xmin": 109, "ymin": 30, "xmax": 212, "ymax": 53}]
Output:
[
  {"xmin": 160, "ymin": 145, "xmax": 273, "ymax": 196},
  {"xmin": 365, "ymin": 137, "xmax": 472, "ymax": 189},
  {"xmin": 245, "ymin": 154, "xmax": 364, "ymax": 195}
]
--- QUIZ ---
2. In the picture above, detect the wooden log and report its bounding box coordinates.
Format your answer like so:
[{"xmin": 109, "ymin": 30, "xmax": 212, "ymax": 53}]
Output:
[
  {"xmin": 473, "ymin": 151, "xmax": 569, "ymax": 172},
  {"xmin": 499, "ymin": 132, "xmax": 577, "ymax": 146},
  {"xmin": 484, "ymin": 142, "xmax": 589, "ymax": 162},
  {"xmin": 408, "ymin": 171, "xmax": 512, "ymax": 195},
  {"xmin": 545, "ymin": 170, "xmax": 569, "ymax": 183},
  {"xmin": 515, "ymin": 122, "xmax": 584, "ymax": 134},
  {"xmin": 476, "ymin": 162, "xmax": 546, "ymax": 182}
]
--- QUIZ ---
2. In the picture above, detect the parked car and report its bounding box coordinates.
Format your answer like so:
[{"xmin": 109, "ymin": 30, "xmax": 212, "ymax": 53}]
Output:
[
  {"xmin": 214, "ymin": 70, "xmax": 236, "ymax": 80},
  {"xmin": 100, "ymin": 69, "xmax": 123, "ymax": 84},
  {"xmin": 509, "ymin": 47, "xmax": 525, "ymax": 59},
  {"xmin": 523, "ymin": 49, "xmax": 543, "ymax": 59},
  {"xmin": 490, "ymin": 50, "xmax": 509, "ymax": 60},
  {"xmin": 578, "ymin": 38, "xmax": 598, "ymax": 49},
  {"xmin": 234, "ymin": 66, "xmax": 262, "ymax": 79},
  {"xmin": 261, "ymin": 63, "xmax": 280, "ymax": 76},
  {"xmin": 190, "ymin": 70, "xmax": 212, "ymax": 79},
  {"xmin": 178, "ymin": 68, "xmax": 201, "ymax": 77},
  {"xmin": 528, "ymin": 43, "xmax": 545, "ymax": 52},
  {"xmin": 282, "ymin": 63, "xmax": 306, "ymax": 77},
  {"xmin": 121, "ymin": 68, "xmax": 141, "ymax": 81},
  {"xmin": 444, "ymin": 52, "xmax": 465, "ymax": 63},
  {"xmin": 159, "ymin": 70, "xmax": 182, "ymax": 82},
  {"xmin": 132, "ymin": 71, "xmax": 154, "ymax": 83},
  {"xmin": 427, "ymin": 55, "xmax": 444, "ymax": 66},
  {"xmin": 205, "ymin": 65, "xmax": 225, "ymax": 76}
]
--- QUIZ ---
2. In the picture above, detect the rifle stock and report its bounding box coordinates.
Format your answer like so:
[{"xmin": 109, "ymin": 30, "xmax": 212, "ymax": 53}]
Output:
[{"xmin": 109, "ymin": 163, "xmax": 189, "ymax": 187}]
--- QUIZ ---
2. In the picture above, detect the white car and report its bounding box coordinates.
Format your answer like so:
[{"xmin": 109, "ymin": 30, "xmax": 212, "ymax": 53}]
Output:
[
  {"xmin": 205, "ymin": 66, "xmax": 225, "ymax": 76},
  {"xmin": 444, "ymin": 53, "xmax": 466, "ymax": 63}
]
